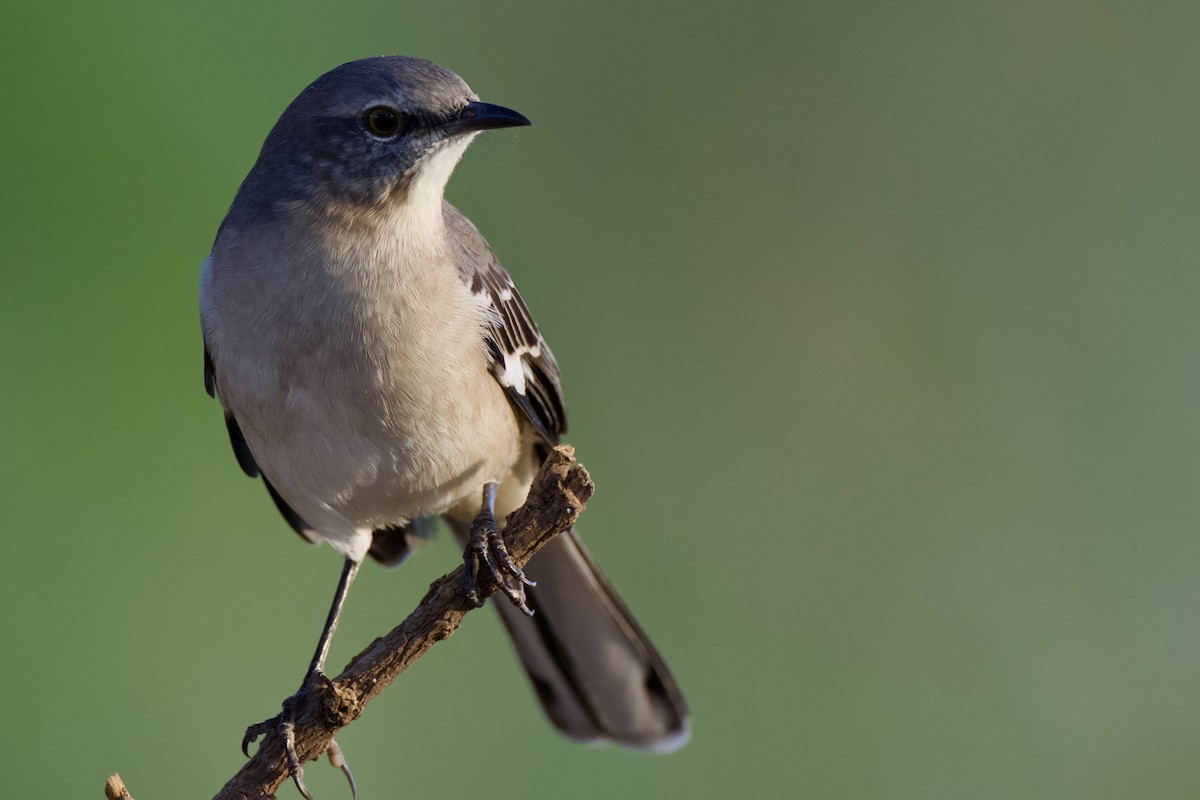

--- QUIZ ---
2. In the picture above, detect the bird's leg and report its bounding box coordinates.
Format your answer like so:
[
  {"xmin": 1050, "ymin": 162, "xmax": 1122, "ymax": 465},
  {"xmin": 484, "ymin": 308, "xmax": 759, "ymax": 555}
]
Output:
[
  {"xmin": 464, "ymin": 480, "xmax": 536, "ymax": 613},
  {"xmin": 242, "ymin": 557, "xmax": 361, "ymax": 800}
]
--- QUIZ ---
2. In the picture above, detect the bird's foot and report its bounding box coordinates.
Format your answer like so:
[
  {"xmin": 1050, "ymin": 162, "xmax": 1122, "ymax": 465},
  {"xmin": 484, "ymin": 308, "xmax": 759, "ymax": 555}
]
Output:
[
  {"xmin": 241, "ymin": 677, "xmax": 358, "ymax": 800},
  {"xmin": 464, "ymin": 509, "xmax": 536, "ymax": 613}
]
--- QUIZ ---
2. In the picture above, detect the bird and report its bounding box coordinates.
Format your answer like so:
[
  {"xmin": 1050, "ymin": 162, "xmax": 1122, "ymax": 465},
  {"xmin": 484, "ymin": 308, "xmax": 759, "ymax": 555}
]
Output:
[{"xmin": 199, "ymin": 56, "xmax": 689, "ymax": 795}]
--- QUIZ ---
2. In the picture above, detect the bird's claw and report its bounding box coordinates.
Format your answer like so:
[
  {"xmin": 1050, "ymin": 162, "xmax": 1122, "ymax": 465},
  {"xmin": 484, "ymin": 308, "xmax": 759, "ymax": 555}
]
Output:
[
  {"xmin": 241, "ymin": 685, "xmax": 357, "ymax": 799},
  {"xmin": 327, "ymin": 739, "xmax": 358, "ymax": 799},
  {"xmin": 464, "ymin": 511, "xmax": 536, "ymax": 614},
  {"xmin": 241, "ymin": 714, "xmax": 276, "ymax": 758}
]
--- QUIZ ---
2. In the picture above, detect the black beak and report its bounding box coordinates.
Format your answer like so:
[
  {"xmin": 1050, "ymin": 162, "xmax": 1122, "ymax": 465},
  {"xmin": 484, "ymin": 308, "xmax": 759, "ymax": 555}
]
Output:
[{"xmin": 441, "ymin": 101, "xmax": 531, "ymax": 135}]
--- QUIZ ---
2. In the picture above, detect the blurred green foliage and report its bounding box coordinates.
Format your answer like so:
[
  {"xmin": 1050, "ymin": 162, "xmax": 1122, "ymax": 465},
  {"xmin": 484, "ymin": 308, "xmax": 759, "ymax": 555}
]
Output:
[{"xmin": 4, "ymin": 2, "xmax": 1200, "ymax": 798}]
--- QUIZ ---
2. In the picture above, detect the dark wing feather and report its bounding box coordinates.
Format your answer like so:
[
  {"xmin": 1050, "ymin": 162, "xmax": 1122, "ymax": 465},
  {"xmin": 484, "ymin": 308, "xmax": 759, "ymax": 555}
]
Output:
[
  {"xmin": 206, "ymin": 347, "xmax": 259, "ymax": 476},
  {"xmin": 368, "ymin": 517, "xmax": 438, "ymax": 567},
  {"xmin": 223, "ymin": 414, "xmax": 260, "ymax": 478},
  {"xmin": 444, "ymin": 203, "xmax": 567, "ymax": 444}
]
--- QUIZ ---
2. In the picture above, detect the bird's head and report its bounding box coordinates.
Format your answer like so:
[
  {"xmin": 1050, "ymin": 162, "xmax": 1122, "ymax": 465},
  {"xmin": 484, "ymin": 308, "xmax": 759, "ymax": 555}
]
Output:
[{"xmin": 232, "ymin": 56, "xmax": 530, "ymax": 223}]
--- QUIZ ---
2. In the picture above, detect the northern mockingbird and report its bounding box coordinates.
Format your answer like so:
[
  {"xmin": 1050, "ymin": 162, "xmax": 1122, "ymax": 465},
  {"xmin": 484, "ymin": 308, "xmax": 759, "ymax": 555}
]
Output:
[{"xmin": 199, "ymin": 56, "xmax": 689, "ymax": 793}]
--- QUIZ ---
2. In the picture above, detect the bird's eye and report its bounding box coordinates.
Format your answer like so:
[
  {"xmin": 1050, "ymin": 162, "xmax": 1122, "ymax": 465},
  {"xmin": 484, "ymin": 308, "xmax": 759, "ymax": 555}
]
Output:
[{"xmin": 365, "ymin": 107, "xmax": 403, "ymax": 137}]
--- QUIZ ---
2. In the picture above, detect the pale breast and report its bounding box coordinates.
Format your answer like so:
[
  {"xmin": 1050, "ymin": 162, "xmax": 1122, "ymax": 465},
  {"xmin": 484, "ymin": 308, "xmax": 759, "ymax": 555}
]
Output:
[{"xmin": 201, "ymin": 212, "xmax": 523, "ymax": 540}]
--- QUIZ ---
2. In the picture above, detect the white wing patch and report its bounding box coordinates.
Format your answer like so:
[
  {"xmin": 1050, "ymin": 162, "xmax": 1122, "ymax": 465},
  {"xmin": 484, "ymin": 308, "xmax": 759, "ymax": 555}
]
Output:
[
  {"xmin": 447, "ymin": 202, "xmax": 566, "ymax": 442},
  {"xmin": 468, "ymin": 260, "xmax": 566, "ymax": 443},
  {"xmin": 499, "ymin": 349, "xmax": 527, "ymax": 393},
  {"xmin": 496, "ymin": 342, "xmax": 543, "ymax": 394}
]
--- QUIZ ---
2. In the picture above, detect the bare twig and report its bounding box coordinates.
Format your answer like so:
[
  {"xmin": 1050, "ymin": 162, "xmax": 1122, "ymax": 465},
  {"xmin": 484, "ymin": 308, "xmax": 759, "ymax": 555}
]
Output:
[
  {"xmin": 204, "ymin": 444, "xmax": 594, "ymax": 800},
  {"xmin": 105, "ymin": 774, "xmax": 134, "ymax": 800}
]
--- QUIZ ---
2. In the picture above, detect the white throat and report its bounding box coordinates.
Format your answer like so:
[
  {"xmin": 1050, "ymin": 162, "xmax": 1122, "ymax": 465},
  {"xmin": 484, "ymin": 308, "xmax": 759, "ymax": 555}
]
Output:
[{"xmin": 400, "ymin": 135, "xmax": 477, "ymax": 227}]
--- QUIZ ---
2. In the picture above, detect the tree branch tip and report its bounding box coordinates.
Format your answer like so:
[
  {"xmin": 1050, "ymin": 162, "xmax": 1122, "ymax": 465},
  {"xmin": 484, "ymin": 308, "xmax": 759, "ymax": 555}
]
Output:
[{"xmin": 105, "ymin": 774, "xmax": 133, "ymax": 800}]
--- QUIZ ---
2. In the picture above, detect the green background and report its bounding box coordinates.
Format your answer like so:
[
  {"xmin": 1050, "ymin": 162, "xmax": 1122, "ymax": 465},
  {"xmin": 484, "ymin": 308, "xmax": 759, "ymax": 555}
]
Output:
[{"xmin": 3, "ymin": 2, "xmax": 1199, "ymax": 798}]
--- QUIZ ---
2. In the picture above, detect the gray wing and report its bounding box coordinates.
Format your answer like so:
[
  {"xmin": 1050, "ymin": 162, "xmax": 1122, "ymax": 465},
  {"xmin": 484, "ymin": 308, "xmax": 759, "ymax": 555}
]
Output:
[{"xmin": 444, "ymin": 203, "xmax": 567, "ymax": 444}]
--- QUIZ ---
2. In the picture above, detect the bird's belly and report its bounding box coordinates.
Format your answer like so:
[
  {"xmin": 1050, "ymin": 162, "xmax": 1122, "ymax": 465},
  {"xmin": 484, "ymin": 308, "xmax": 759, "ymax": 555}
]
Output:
[
  {"xmin": 220, "ymin": 331, "xmax": 521, "ymax": 536},
  {"xmin": 274, "ymin": 375, "xmax": 515, "ymax": 523}
]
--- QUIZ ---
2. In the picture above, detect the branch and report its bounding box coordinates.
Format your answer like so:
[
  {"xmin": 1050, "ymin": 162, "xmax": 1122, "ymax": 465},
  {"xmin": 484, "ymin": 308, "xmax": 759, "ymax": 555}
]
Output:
[
  {"xmin": 105, "ymin": 774, "xmax": 134, "ymax": 800},
  {"xmin": 209, "ymin": 444, "xmax": 594, "ymax": 800}
]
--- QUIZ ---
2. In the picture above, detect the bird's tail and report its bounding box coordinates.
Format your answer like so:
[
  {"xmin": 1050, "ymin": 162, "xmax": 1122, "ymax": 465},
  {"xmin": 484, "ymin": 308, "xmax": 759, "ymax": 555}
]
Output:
[{"xmin": 450, "ymin": 523, "xmax": 690, "ymax": 751}]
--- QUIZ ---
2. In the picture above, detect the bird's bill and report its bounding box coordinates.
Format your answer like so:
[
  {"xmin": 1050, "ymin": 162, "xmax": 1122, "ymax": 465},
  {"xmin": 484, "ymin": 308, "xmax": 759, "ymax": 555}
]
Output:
[{"xmin": 441, "ymin": 101, "xmax": 531, "ymax": 135}]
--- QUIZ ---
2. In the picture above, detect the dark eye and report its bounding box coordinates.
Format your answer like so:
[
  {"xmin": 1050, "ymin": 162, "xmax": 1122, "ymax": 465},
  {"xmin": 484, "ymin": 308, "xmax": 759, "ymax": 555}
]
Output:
[{"xmin": 365, "ymin": 107, "xmax": 403, "ymax": 137}]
